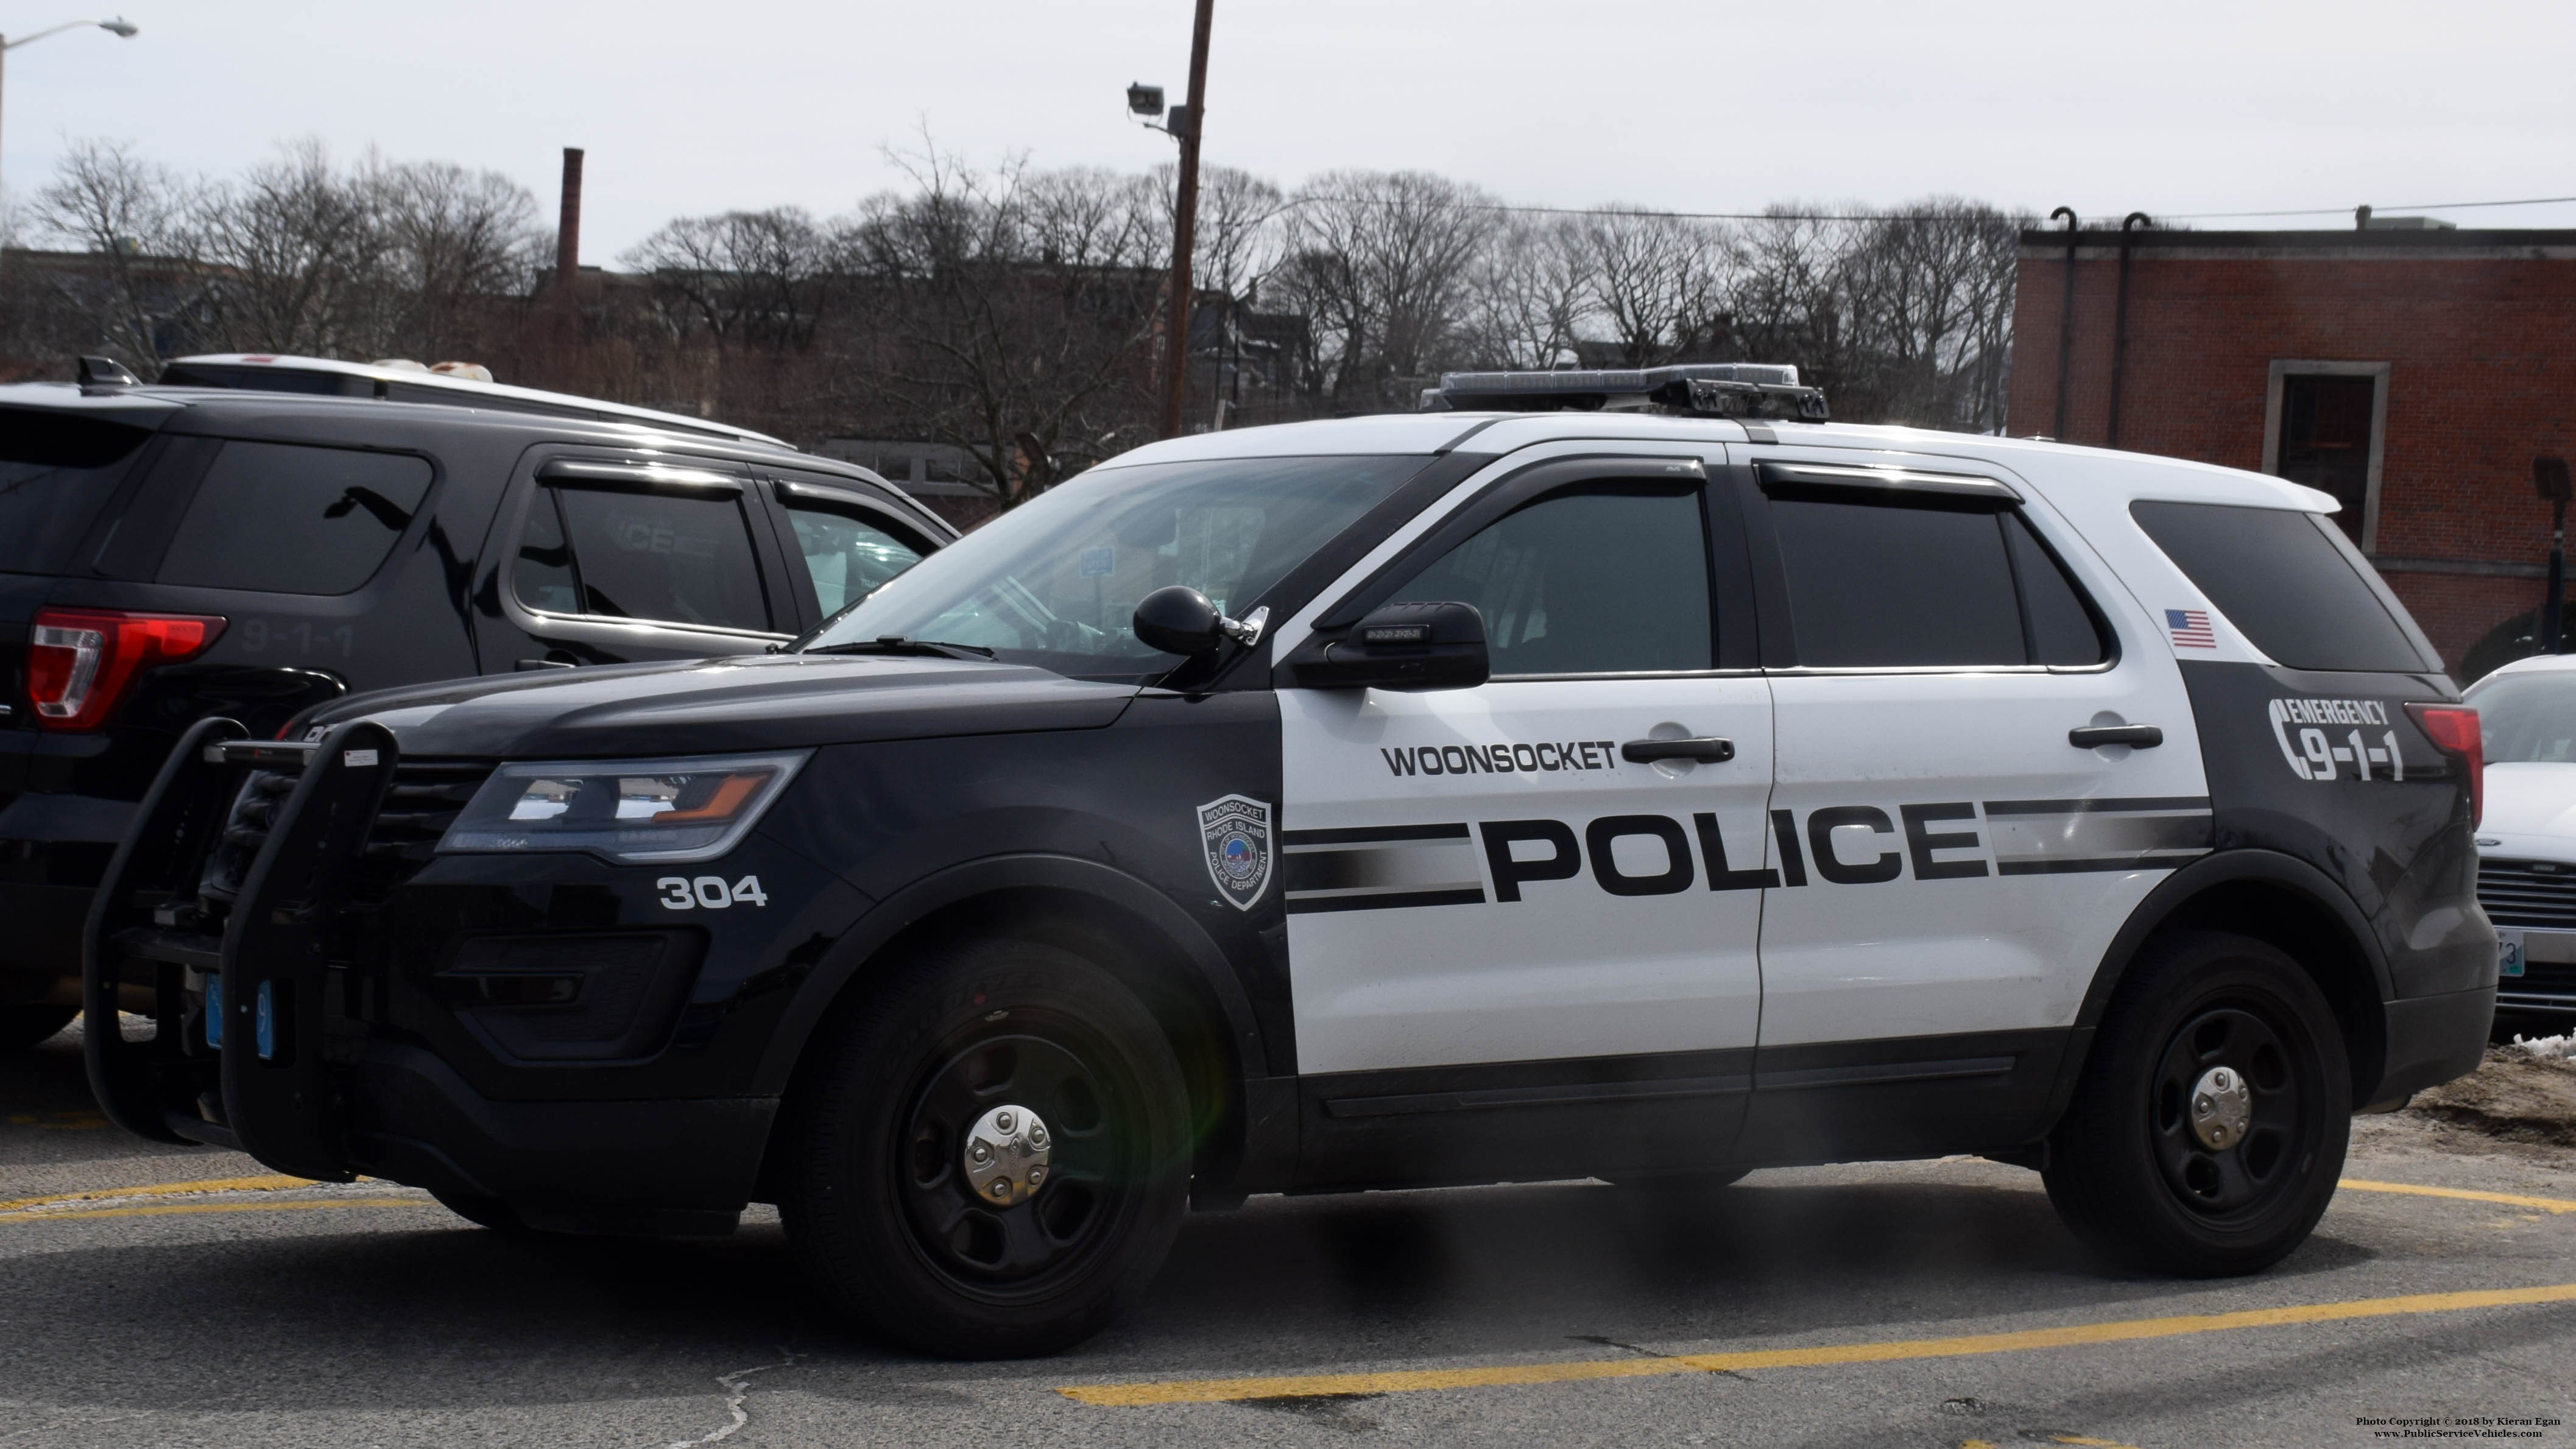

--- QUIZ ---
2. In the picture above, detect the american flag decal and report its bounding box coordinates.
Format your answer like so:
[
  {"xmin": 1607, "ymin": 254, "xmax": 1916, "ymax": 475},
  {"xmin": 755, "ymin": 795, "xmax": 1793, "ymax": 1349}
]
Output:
[{"xmin": 2166, "ymin": 608, "xmax": 2217, "ymax": 649}]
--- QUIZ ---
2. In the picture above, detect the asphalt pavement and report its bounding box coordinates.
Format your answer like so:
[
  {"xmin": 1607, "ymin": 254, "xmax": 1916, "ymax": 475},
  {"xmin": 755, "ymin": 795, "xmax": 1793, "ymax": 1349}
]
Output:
[{"xmin": 4, "ymin": 1018, "xmax": 2571, "ymax": 1449}]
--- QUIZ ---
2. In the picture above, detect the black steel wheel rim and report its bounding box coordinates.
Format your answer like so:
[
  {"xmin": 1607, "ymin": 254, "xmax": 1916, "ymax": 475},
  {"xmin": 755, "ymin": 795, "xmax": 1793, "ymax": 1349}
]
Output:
[
  {"xmin": 2147, "ymin": 1000, "xmax": 2311, "ymax": 1218},
  {"xmin": 894, "ymin": 1015, "xmax": 1140, "ymax": 1299}
]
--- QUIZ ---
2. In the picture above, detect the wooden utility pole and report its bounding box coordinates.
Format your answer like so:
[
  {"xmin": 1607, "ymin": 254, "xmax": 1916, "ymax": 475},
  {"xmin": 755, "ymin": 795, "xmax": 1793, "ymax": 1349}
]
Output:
[{"xmin": 1159, "ymin": 0, "xmax": 1215, "ymax": 439}]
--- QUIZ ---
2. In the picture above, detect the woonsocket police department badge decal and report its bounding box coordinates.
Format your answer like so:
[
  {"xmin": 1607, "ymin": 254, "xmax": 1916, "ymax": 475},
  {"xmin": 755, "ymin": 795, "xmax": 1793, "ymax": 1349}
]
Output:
[{"xmin": 1196, "ymin": 794, "xmax": 1272, "ymax": 911}]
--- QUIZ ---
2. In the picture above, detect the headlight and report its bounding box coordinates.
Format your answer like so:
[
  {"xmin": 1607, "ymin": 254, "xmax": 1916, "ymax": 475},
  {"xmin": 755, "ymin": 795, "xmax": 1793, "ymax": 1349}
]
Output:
[{"xmin": 437, "ymin": 751, "xmax": 810, "ymax": 864}]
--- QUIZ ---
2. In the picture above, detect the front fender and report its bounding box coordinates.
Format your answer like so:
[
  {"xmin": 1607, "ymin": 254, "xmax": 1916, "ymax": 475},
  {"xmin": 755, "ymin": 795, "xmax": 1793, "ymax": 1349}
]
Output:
[{"xmin": 747, "ymin": 851, "xmax": 1273, "ymax": 1098}]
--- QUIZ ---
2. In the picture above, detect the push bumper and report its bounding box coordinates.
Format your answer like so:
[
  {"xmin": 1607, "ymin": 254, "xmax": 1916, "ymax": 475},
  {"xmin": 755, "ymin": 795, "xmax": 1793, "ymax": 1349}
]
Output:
[{"xmin": 2370, "ymin": 984, "xmax": 2496, "ymax": 1107}]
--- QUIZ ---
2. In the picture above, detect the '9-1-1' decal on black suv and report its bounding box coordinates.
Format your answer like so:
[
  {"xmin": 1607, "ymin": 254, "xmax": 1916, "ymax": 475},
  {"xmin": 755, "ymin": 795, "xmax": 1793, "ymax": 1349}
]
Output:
[
  {"xmin": 1276, "ymin": 799, "xmax": 2215, "ymax": 914},
  {"xmin": 2268, "ymin": 696, "xmax": 2405, "ymax": 782}
]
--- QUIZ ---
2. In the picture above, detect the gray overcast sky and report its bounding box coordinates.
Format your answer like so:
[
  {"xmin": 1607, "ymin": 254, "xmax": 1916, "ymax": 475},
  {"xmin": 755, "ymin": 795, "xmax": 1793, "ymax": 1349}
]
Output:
[{"xmin": 7, "ymin": 0, "xmax": 2575, "ymax": 260}]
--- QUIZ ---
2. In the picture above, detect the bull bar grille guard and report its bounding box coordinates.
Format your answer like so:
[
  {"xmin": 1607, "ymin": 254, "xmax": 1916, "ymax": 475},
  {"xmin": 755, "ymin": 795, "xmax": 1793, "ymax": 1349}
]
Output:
[{"xmin": 82, "ymin": 716, "xmax": 402, "ymax": 1180}]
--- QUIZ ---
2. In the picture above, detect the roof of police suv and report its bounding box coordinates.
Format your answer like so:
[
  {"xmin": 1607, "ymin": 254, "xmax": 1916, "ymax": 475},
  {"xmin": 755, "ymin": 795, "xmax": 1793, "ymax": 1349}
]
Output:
[{"xmin": 1101, "ymin": 411, "xmax": 2340, "ymax": 515}]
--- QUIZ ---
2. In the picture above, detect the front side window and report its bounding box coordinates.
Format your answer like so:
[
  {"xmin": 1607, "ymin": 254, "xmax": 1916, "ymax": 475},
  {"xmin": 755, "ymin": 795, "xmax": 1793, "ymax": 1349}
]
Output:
[
  {"xmin": 158, "ymin": 441, "xmax": 433, "ymax": 595},
  {"xmin": 514, "ymin": 485, "xmax": 771, "ymax": 632},
  {"xmin": 1768, "ymin": 493, "xmax": 2106, "ymax": 668},
  {"xmin": 788, "ymin": 504, "xmax": 924, "ymax": 616},
  {"xmin": 805, "ymin": 454, "xmax": 1427, "ymax": 679},
  {"xmin": 1384, "ymin": 487, "xmax": 1712, "ymax": 674}
]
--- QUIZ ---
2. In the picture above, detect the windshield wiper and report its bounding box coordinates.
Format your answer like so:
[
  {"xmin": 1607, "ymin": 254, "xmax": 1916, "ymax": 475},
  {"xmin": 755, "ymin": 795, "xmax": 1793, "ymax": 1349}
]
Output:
[{"xmin": 802, "ymin": 635, "xmax": 997, "ymax": 661}]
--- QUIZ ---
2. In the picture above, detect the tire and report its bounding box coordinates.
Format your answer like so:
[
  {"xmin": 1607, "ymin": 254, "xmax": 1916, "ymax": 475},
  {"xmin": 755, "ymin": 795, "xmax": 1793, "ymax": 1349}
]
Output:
[
  {"xmin": 776, "ymin": 936, "xmax": 1191, "ymax": 1359},
  {"xmin": 2044, "ymin": 930, "xmax": 2350, "ymax": 1277},
  {"xmin": 431, "ymin": 1190, "xmax": 534, "ymax": 1234},
  {"xmin": 0, "ymin": 1005, "xmax": 79, "ymax": 1053}
]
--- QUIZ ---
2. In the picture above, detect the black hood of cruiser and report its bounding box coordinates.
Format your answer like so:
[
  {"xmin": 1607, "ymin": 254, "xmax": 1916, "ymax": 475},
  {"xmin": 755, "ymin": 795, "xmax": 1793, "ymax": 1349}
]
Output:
[{"xmin": 306, "ymin": 654, "xmax": 1138, "ymax": 760}]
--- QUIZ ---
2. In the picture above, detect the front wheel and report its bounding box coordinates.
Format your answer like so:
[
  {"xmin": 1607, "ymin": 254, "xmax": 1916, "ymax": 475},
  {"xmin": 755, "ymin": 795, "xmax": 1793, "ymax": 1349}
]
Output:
[
  {"xmin": 777, "ymin": 937, "xmax": 1190, "ymax": 1359},
  {"xmin": 2045, "ymin": 931, "xmax": 2349, "ymax": 1276},
  {"xmin": 0, "ymin": 1005, "xmax": 79, "ymax": 1053}
]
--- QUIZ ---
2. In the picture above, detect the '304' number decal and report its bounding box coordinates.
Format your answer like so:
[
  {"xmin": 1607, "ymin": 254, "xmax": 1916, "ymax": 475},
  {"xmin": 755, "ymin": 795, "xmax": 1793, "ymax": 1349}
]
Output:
[{"xmin": 657, "ymin": 875, "xmax": 768, "ymax": 910}]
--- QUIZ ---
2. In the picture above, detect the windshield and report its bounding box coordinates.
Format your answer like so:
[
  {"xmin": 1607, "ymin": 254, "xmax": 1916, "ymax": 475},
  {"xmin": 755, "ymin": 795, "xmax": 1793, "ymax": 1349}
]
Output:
[
  {"xmin": 803, "ymin": 453, "xmax": 1428, "ymax": 679},
  {"xmin": 2469, "ymin": 668, "xmax": 2576, "ymax": 763}
]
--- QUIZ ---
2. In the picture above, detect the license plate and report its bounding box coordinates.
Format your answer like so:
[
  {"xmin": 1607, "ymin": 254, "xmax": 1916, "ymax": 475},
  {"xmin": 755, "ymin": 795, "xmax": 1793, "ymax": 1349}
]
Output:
[{"xmin": 2500, "ymin": 930, "xmax": 2526, "ymax": 978}]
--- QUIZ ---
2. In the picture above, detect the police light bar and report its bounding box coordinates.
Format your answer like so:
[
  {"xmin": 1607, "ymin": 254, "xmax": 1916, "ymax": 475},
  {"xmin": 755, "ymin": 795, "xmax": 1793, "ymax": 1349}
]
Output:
[{"xmin": 1423, "ymin": 362, "xmax": 1829, "ymax": 421}]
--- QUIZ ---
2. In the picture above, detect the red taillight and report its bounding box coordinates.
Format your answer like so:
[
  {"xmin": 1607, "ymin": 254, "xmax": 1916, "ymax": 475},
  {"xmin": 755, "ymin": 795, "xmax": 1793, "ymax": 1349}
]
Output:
[
  {"xmin": 26, "ymin": 608, "xmax": 225, "ymax": 732},
  {"xmin": 2406, "ymin": 702, "xmax": 2484, "ymax": 828}
]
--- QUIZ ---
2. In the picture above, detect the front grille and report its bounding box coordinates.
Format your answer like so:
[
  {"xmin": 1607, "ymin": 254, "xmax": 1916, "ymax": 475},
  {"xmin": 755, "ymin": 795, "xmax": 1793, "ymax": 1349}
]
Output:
[
  {"xmin": 353, "ymin": 760, "xmax": 494, "ymax": 898},
  {"xmin": 2479, "ymin": 859, "xmax": 2576, "ymax": 928}
]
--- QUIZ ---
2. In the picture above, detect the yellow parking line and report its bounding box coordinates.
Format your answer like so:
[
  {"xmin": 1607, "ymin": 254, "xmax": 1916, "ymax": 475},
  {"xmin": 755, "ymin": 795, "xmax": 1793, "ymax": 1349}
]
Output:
[
  {"xmin": 0, "ymin": 1175, "xmax": 317, "ymax": 1216},
  {"xmin": 2341, "ymin": 1179, "xmax": 2576, "ymax": 1215},
  {"xmin": 1058, "ymin": 1282, "xmax": 2576, "ymax": 1406},
  {"xmin": 1, "ymin": 1198, "xmax": 425, "ymax": 1224}
]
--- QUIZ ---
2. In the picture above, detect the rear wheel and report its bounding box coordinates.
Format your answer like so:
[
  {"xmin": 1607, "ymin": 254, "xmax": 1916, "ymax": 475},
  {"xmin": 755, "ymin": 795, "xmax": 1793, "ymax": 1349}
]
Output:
[
  {"xmin": 2045, "ymin": 931, "xmax": 2349, "ymax": 1276},
  {"xmin": 777, "ymin": 937, "xmax": 1190, "ymax": 1359},
  {"xmin": 0, "ymin": 1006, "xmax": 79, "ymax": 1053}
]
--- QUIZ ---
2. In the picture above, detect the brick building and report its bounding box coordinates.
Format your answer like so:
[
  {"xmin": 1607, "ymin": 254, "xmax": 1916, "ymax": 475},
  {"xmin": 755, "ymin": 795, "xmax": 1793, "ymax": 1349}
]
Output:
[{"xmin": 2006, "ymin": 223, "xmax": 2576, "ymax": 675}]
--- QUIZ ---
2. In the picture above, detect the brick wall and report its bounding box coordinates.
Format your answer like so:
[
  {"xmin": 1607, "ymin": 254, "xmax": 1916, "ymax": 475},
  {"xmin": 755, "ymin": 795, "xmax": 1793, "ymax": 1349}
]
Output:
[{"xmin": 2005, "ymin": 234, "xmax": 2576, "ymax": 674}]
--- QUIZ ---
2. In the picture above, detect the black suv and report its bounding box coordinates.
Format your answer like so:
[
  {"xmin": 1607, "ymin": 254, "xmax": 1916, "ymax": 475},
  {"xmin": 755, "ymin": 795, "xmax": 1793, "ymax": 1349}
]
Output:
[{"xmin": 1, "ymin": 373, "xmax": 951, "ymax": 1046}]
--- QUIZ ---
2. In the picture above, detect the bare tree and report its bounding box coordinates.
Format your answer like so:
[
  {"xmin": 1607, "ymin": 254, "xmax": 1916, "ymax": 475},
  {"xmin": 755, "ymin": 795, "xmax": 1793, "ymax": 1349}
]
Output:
[
  {"xmin": 841, "ymin": 143, "xmax": 1166, "ymax": 505},
  {"xmin": 26, "ymin": 138, "xmax": 204, "ymax": 371},
  {"xmin": 1458, "ymin": 214, "xmax": 1588, "ymax": 371},
  {"xmin": 187, "ymin": 139, "xmax": 382, "ymax": 357},
  {"xmin": 1571, "ymin": 207, "xmax": 1727, "ymax": 367},
  {"xmin": 1270, "ymin": 170, "xmax": 1498, "ymax": 409},
  {"xmin": 367, "ymin": 158, "xmax": 545, "ymax": 362}
]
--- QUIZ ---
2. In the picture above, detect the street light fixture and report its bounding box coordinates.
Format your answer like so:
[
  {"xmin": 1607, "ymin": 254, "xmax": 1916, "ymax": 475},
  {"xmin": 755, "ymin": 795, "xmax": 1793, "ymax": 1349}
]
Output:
[{"xmin": 0, "ymin": 18, "xmax": 141, "ymax": 201}]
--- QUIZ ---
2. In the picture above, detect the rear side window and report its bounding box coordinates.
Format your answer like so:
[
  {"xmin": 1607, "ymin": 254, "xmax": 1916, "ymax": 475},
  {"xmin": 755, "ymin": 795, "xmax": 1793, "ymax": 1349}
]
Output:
[
  {"xmin": 0, "ymin": 412, "xmax": 154, "ymax": 576},
  {"xmin": 1767, "ymin": 495, "xmax": 2108, "ymax": 668},
  {"xmin": 529, "ymin": 485, "xmax": 772, "ymax": 632},
  {"xmin": 157, "ymin": 442, "xmax": 432, "ymax": 594},
  {"xmin": 2130, "ymin": 501, "xmax": 2430, "ymax": 672}
]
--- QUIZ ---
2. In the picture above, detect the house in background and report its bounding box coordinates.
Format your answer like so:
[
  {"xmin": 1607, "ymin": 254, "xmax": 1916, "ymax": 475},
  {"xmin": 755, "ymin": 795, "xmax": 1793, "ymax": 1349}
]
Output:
[{"xmin": 2006, "ymin": 219, "xmax": 2576, "ymax": 675}]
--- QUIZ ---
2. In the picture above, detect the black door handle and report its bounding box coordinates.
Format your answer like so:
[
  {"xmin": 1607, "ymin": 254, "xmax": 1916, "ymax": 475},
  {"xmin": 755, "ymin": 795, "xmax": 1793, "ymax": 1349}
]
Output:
[
  {"xmin": 2070, "ymin": 724, "xmax": 2162, "ymax": 749},
  {"xmin": 1622, "ymin": 736, "xmax": 1736, "ymax": 764},
  {"xmin": 514, "ymin": 657, "xmax": 579, "ymax": 672}
]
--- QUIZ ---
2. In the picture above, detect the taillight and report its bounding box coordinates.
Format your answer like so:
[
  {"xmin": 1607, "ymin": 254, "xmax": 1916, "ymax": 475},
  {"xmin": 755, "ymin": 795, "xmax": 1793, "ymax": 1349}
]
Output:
[
  {"xmin": 25, "ymin": 608, "xmax": 225, "ymax": 732},
  {"xmin": 2405, "ymin": 702, "xmax": 2484, "ymax": 828}
]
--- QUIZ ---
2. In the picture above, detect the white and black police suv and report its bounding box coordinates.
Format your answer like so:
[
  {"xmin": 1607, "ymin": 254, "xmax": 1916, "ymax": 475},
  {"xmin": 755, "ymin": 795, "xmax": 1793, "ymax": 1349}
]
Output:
[{"xmin": 87, "ymin": 363, "xmax": 2495, "ymax": 1357}]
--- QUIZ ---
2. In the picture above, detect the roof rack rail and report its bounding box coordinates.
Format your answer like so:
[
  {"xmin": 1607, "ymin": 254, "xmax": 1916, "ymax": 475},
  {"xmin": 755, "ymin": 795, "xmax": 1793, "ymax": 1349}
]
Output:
[
  {"xmin": 1422, "ymin": 362, "xmax": 1829, "ymax": 421},
  {"xmin": 154, "ymin": 354, "xmax": 792, "ymax": 449}
]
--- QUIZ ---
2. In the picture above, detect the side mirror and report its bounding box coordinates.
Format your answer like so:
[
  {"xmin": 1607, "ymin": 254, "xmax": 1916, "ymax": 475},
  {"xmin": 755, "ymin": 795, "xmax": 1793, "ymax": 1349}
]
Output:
[
  {"xmin": 1278, "ymin": 601, "xmax": 1489, "ymax": 691},
  {"xmin": 1132, "ymin": 585, "xmax": 1269, "ymax": 658}
]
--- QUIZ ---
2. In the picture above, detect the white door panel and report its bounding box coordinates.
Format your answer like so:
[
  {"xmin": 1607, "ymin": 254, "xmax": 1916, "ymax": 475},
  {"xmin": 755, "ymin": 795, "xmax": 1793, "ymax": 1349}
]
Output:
[
  {"xmin": 1757, "ymin": 670, "xmax": 2196, "ymax": 1045},
  {"xmin": 1739, "ymin": 443, "xmax": 2211, "ymax": 1048},
  {"xmin": 1282, "ymin": 677, "xmax": 1773, "ymax": 1073}
]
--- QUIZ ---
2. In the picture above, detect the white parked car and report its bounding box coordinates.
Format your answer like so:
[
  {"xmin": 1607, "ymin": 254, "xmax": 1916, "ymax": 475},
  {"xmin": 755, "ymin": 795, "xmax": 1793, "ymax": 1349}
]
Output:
[{"xmin": 2469, "ymin": 653, "xmax": 2576, "ymax": 1035}]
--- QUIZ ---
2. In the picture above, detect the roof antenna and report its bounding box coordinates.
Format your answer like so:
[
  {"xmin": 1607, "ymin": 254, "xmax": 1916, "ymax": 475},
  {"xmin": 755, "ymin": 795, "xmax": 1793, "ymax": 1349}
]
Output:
[{"xmin": 76, "ymin": 356, "xmax": 141, "ymax": 389}]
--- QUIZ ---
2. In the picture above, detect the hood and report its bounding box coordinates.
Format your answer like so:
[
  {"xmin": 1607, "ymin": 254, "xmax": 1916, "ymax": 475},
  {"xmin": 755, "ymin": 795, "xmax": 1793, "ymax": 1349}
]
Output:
[
  {"xmin": 310, "ymin": 653, "xmax": 1138, "ymax": 760},
  {"xmin": 2477, "ymin": 761, "xmax": 2576, "ymax": 861}
]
